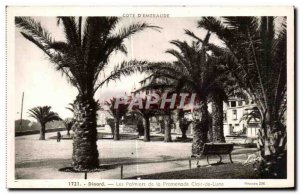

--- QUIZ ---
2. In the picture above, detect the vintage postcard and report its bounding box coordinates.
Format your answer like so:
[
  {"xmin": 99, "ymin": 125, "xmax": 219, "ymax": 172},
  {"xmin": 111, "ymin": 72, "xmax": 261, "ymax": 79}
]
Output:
[{"xmin": 6, "ymin": 6, "xmax": 294, "ymax": 189}]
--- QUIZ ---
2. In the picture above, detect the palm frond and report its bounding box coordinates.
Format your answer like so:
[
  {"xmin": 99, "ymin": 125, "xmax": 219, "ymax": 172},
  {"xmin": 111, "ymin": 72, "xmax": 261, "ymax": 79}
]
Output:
[
  {"xmin": 115, "ymin": 22, "xmax": 162, "ymax": 40},
  {"xmin": 16, "ymin": 16, "xmax": 158, "ymax": 98},
  {"xmin": 198, "ymin": 16, "xmax": 287, "ymax": 131},
  {"xmin": 93, "ymin": 60, "xmax": 149, "ymax": 93},
  {"xmin": 28, "ymin": 106, "xmax": 61, "ymax": 125},
  {"xmin": 15, "ymin": 17, "xmax": 53, "ymax": 46}
]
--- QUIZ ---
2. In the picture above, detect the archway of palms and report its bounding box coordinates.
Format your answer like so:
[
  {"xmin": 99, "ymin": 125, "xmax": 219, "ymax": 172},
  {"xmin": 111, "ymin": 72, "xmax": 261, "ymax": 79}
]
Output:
[{"xmin": 16, "ymin": 16, "xmax": 287, "ymax": 179}]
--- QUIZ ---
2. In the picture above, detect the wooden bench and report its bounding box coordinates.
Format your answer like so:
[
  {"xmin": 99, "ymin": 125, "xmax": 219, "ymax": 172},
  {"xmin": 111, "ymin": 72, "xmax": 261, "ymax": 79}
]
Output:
[{"xmin": 189, "ymin": 143, "xmax": 234, "ymax": 168}]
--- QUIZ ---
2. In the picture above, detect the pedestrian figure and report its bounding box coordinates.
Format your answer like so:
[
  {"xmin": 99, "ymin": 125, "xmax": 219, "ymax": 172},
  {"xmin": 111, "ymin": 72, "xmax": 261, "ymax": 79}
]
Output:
[{"xmin": 57, "ymin": 131, "xmax": 61, "ymax": 142}]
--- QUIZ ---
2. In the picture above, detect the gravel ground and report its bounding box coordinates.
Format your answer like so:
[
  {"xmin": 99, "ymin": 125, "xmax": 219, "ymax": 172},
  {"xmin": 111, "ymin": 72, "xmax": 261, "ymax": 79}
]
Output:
[{"xmin": 15, "ymin": 132, "xmax": 257, "ymax": 179}]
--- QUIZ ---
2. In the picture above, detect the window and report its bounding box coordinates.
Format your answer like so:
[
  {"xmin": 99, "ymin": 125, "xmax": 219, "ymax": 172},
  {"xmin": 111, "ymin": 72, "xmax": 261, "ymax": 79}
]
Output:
[
  {"xmin": 231, "ymin": 101, "xmax": 236, "ymax": 107},
  {"xmin": 238, "ymin": 101, "xmax": 243, "ymax": 106},
  {"xmin": 223, "ymin": 113, "xmax": 227, "ymax": 121},
  {"xmin": 229, "ymin": 124, "xmax": 233, "ymax": 134},
  {"xmin": 232, "ymin": 110, "xmax": 237, "ymax": 120}
]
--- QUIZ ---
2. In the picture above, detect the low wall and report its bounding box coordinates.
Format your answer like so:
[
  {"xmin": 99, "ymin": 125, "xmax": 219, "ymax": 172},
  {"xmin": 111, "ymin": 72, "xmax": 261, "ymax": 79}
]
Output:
[
  {"xmin": 225, "ymin": 135, "xmax": 247, "ymax": 144},
  {"xmin": 15, "ymin": 128, "xmax": 66, "ymax": 137},
  {"xmin": 225, "ymin": 135, "xmax": 257, "ymax": 144}
]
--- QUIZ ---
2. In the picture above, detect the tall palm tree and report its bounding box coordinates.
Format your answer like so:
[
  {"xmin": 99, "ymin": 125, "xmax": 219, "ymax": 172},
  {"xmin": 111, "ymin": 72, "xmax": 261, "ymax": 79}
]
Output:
[
  {"xmin": 185, "ymin": 29, "xmax": 235, "ymax": 143},
  {"xmin": 130, "ymin": 96, "xmax": 159, "ymax": 142},
  {"xmin": 137, "ymin": 33, "xmax": 228, "ymax": 154},
  {"xmin": 105, "ymin": 98, "xmax": 129, "ymax": 140},
  {"xmin": 133, "ymin": 89, "xmax": 175, "ymax": 143},
  {"xmin": 63, "ymin": 118, "xmax": 74, "ymax": 136},
  {"xmin": 186, "ymin": 29, "xmax": 242, "ymax": 143},
  {"xmin": 198, "ymin": 16, "xmax": 287, "ymax": 178},
  {"xmin": 16, "ymin": 16, "xmax": 160, "ymax": 171},
  {"xmin": 28, "ymin": 106, "xmax": 61, "ymax": 140}
]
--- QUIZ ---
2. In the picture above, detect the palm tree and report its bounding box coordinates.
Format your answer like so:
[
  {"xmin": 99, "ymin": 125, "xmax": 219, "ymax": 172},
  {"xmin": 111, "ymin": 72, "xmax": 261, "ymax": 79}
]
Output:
[
  {"xmin": 28, "ymin": 106, "xmax": 61, "ymax": 140},
  {"xmin": 16, "ymin": 16, "xmax": 160, "ymax": 171},
  {"xmin": 105, "ymin": 98, "xmax": 129, "ymax": 140},
  {"xmin": 131, "ymin": 104, "xmax": 157, "ymax": 142},
  {"xmin": 133, "ymin": 89, "xmax": 175, "ymax": 143},
  {"xmin": 65, "ymin": 103, "xmax": 75, "ymax": 113},
  {"xmin": 105, "ymin": 118, "xmax": 115, "ymax": 137},
  {"xmin": 185, "ymin": 29, "xmax": 239, "ymax": 143},
  {"xmin": 198, "ymin": 16, "xmax": 287, "ymax": 178},
  {"xmin": 178, "ymin": 110, "xmax": 192, "ymax": 139},
  {"xmin": 137, "ymin": 33, "xmax": 228, "ymax": 154},
  {"xmin": 63, "ymin": 118, "xmax": 74, "ymax": 136},
  {"xmin": 131, "ymin": 109, "xmax": 151, "ymax": 142},
  {"xmin": 127, "ymin": 93, "xmax": 161, "ymax": 142},
  {"xmin": 240, "ymin": 106, "xmax": 261, "ymax": 124}
]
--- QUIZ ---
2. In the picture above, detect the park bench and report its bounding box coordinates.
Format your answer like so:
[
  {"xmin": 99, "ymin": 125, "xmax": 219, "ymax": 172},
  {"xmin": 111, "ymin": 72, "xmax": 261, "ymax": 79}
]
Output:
[{"xmin": 189, "ymin": 143, "xmax": 234, "ymax": 168}]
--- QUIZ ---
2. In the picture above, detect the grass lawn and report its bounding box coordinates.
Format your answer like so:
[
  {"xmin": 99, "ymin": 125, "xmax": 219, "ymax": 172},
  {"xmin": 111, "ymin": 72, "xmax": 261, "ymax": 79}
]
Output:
[{"xmin": 129, "ymin": 163, "xmax": 259, "ymax": 179}]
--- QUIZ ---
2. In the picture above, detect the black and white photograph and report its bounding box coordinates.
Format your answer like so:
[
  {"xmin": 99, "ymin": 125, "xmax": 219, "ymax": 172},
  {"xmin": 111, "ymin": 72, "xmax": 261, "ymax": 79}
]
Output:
[{"xmin": 6, "ymin": 6, "xmax": 294, "ymax": 189}]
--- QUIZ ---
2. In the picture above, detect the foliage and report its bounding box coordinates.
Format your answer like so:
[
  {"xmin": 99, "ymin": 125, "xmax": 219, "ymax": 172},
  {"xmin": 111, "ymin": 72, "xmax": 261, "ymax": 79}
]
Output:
[
  {"xmin": 105, "ymin": 118, "xmax": 115, "ymax": 135},
  {"xmin": 66, "ymin": 101, "xmax": 101, "ymax": 113},
  {"xmin": 63, "ymin": 118, "xmax": 74, "ymax": 134},
  {"xmin": 15, "ymin": 119, "xmax": 40, "ymax": 131},
  {"xmin": 198, "ymin": 16, "xmax": 287, "ymax": 178},
  {"xmin": 28, "ymin": 106, "xmax": 61, "ymax": 126},
  {"xmin": 16, "ymin": 17, "xmax": 161, "ymax": 96},
  {"xmin": 105, "ymin": 97, "xmax": 129, "ymax": 121},
  {"xmin": 240, "ymin": 106, "xmax": 261, "ymax": 124},
  {"xmin": 198, "ymin": 16, "xmax": 287, "ymax": 132},
  {"xmin": 133, "ymin": 30, "xmax": 234, "ymax": 115}
]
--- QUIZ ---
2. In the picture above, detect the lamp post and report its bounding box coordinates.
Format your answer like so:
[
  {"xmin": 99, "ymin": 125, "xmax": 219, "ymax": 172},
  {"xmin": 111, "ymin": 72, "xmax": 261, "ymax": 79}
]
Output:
[{"xmin": 19, "ymin": 92, "xmax": 24, "ymax": 131}]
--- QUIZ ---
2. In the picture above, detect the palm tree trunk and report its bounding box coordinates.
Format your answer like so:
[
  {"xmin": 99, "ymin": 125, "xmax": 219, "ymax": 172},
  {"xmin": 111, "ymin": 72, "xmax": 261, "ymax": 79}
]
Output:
[
  {"xmin": 182, "ymin": 131, "xmax": 187, "ymax": 139},
  {"xmin": 137, "ymin": 119, "xmax": 144, "ymax": 136},
  {"xmin": 207, "ymin": 127, "xmax": 213, "ymax": 142},
  {"xmin": 257, "ymin": 119, "xmax": 287, "ymax": 178},
  {"xmin": 160, "ymin": 120, "xmax": 165, "ymax": 134},
  {"xmin": 178, "ymin": 111, "xmax": 187, "ymax": 139},
  {"xmin": 72, "ymin": 95, "xmax": 99, "ymax": 171},
  {"xmin": 143, "ymin": 116, "xmax": 150, "ymax": 142},
  {"xmin": 106, "ymin": 119, "xmax": 115, "ymax": 137},
  {"xmin": 164, "ymin": 114, "xmax": 172, "ymax": 142},
  {"xmin": 114, "ymin": 118, "xmax": 120, "ymax": 140},
  {"xmin": 39, "ymin": 124, "xmax": 46, "ymax": 140},
  {"xmin": 211, "ymin": 95, "xmax": 225, "ymax": 142},
  {"xmin": 192, "ymin": 101, "xmax": 209, "ymax": 155},
  {"xmin": 179, "ymin": 120, "xmax": 188, "ymax": 139},
  {"xmin": 207, "ymin": 114, "xmax": 213, "ymax": 142}
]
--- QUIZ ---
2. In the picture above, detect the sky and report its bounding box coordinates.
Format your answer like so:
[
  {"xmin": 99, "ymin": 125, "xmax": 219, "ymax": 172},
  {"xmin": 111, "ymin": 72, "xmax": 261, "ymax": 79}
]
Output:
[{"xmin": 15, "ymin": 17, "xmax": 222, "ymax": 120}]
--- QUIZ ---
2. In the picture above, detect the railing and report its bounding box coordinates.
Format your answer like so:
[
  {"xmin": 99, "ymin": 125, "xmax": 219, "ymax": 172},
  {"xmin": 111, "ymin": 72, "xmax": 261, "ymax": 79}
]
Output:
[{"xmin": 80, "ymin": 157, "xmax": 228, "ymax": 179}]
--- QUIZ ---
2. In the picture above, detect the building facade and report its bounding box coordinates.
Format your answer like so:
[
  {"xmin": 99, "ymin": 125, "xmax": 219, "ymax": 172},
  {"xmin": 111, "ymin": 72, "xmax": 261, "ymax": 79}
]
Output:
[
  {"xmin": 172, "ymin": 97, "xmax": 260, "ymax": 138},
  {"xmin": 223, "ymin": 98, "xmax": 260, "ymax": 138}
]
